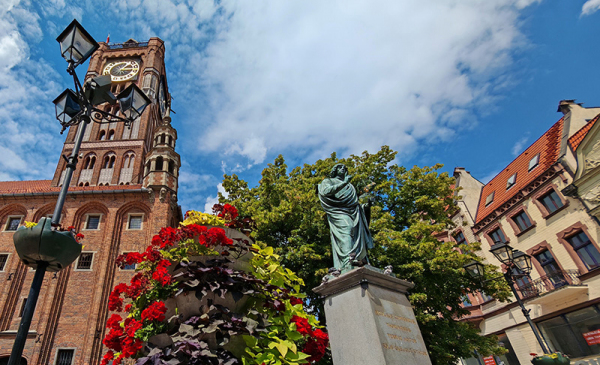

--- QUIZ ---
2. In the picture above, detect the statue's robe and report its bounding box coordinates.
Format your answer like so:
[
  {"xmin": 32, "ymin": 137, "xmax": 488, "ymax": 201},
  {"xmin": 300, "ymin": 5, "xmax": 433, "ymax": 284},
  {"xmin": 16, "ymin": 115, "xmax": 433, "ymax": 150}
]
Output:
[{"xmin": 318, "ymin": 177, "xmax": 373, "ymax": 271}]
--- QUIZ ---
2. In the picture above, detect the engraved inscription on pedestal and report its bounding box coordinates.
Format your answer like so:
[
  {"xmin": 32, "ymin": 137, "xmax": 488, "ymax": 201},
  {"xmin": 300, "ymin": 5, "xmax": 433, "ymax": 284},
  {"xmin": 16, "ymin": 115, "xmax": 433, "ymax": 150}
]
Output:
[{"xmin": 314, "ymin": 266, "xmax": 432, "ymax": 365}]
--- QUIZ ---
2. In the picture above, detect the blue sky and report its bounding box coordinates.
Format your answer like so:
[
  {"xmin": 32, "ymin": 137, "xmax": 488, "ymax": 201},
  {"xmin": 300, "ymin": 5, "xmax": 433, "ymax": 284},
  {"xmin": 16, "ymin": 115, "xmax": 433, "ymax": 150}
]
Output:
[{"xmin": 1, "ymin": 0, "xmax": 600, "ymax": 213}]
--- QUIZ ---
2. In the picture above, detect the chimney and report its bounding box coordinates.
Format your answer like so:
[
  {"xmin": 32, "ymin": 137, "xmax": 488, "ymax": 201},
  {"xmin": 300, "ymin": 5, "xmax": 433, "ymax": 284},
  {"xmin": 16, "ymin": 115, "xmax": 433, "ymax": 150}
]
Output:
[{"xmin": 557, "ymin": 99, "xmax": 583, "ymax": 115}]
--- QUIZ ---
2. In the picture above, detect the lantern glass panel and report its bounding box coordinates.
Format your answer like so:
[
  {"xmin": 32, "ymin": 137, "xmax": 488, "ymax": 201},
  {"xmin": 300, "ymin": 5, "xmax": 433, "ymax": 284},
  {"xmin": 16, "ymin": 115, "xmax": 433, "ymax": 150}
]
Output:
[
  {"xmin": 490, "ymin": 243, "xmax": 514, "ymax": 264},
  {"xmin": 57, "ymin": 20, "xmax": 98, "ymax": 65},
  {"xmin": 464, "ymin": 261, "xmax": 484, "ymax": 279},
  {"xmin": 118, "ymin": 84, "xmax": 151, "ymax": 120},
  {"xmin": 53, "ymin": 89, "xmax": 81, "ymax": 125}
]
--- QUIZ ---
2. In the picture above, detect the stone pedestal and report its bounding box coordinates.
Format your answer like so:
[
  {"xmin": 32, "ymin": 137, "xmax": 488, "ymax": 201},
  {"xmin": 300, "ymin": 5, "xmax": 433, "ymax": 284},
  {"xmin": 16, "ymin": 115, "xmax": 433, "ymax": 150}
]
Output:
[{"xmin": 313, "ymin": 266, "xmax": 432, "ymax": 365}]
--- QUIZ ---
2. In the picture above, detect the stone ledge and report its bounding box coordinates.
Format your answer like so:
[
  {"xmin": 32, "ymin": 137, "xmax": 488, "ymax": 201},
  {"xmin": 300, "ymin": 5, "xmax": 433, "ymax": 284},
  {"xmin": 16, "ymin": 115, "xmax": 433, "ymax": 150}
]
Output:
[
  {"xmin": 313, "ymin": 266, "xmax": 414, "ymax": 297},
  {"xmin": 0, "ymin": 330, "xmax": 37, "ymax": 339}
]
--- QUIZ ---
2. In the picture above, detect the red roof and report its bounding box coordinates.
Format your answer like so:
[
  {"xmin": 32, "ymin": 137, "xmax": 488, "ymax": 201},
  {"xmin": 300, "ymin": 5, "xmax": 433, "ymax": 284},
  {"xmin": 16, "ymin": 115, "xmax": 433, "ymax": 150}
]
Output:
[
  {"xmin": 475, "ymin": 118, "xmax": 564, "ymax": 223},
  {"xmin": 0, "ymin": 180, "xmax": 144, "ymax": 194},
  {"xmin": 568, "ymin": 114, "xmax": 600, "ymax": 151}
]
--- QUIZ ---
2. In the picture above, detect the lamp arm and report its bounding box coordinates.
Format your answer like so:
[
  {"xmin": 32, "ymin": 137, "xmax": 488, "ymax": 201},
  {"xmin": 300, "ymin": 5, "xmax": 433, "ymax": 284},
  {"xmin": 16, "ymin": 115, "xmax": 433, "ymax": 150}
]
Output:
[{"xmin": 90, "ymin": 107, "xmax": 133, "ymax": 126}]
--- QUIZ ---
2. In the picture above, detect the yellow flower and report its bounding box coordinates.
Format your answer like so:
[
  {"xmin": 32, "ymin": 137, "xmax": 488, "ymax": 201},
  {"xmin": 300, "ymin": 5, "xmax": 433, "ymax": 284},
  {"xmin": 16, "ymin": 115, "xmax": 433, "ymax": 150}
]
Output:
[{"xmin": 24, "ymin": 221, "xmax": 37, "ymax": 228}]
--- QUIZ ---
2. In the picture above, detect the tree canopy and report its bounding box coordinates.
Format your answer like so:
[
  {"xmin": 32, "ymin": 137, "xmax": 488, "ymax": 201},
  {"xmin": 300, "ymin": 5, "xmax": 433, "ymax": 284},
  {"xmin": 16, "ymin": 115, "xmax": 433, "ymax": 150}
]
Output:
[{"xmin": 220, "ymin": 146, "xmax": 510, "ymax": 365}]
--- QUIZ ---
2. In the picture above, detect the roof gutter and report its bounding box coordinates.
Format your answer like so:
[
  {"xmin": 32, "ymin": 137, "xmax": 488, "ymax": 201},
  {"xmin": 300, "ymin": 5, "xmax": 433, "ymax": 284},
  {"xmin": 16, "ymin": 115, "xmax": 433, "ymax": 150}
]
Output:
[{"xmin": 0, "ymin": 188, "xmax": 150, "ymax": 198}]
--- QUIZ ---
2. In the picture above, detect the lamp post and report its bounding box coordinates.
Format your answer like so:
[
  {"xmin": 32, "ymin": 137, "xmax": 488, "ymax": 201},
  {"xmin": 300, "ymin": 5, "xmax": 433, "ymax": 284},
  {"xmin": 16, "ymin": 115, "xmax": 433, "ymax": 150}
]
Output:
[
  {"xmin": 464, "ymin": 243, "xmax": 551, "ymax": 355},
  {"xmin": 8, "ymin": 19, "xmax": 151, "ymax": 365}
]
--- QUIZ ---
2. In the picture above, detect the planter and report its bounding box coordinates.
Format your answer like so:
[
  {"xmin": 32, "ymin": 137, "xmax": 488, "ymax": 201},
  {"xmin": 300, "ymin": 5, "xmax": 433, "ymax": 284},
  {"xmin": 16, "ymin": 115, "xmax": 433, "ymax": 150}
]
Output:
[
  {"xmin": 13, "ymin": 217, "xmax": 82, "ymax": 272},
  {"xmin": 531, "ymin": 353, "xmax": 570, "ymax": 365}
]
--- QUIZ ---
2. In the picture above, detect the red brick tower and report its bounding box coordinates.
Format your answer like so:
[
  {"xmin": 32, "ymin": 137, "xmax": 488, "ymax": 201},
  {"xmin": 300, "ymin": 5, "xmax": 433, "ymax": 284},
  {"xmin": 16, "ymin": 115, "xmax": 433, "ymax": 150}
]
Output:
[{"xmin": 0, "ymin": 38, "xmax": 181, "ymax": 365}]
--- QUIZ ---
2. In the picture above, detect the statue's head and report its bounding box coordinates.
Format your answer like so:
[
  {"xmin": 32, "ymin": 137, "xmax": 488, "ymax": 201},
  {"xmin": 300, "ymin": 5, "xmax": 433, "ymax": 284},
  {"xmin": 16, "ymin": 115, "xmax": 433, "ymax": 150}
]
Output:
[{"xmin": 330, "ymin": 164, "xmax": 347, "ymax": 178}]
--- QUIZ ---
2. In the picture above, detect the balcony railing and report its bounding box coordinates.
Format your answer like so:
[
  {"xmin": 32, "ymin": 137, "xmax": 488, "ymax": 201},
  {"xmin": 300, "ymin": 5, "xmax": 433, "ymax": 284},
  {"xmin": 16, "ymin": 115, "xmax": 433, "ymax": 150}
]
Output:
[
  {"xmin": 108, "ymin": 41, "xmax": 148, "ymax": 49},
  {"xmin": 517, "ymin": 269, "xmax": 582, "ymax": 299}
]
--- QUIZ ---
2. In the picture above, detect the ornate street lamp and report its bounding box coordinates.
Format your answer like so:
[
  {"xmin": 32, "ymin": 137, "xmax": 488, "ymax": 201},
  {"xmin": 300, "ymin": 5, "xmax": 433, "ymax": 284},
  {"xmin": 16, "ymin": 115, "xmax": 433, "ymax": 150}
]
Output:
[
  {"xmin": 463, "ymin": 246, "xmax": 550, "ymax": 354},
  {"xmin": 490, "ymin": 242, "xmax": 514, "ymax": 265},
  {"xmin": 9, "ymin": 20, "xmax": 151, "ymax": 365}
]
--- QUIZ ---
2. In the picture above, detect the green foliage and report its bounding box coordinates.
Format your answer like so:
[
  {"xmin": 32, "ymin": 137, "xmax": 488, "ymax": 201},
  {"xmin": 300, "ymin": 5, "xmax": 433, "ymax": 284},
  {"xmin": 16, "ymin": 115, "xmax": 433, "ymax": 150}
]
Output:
[{"xmin": 220, "ymin": 146, "xmax": 511, "ymax": 365}]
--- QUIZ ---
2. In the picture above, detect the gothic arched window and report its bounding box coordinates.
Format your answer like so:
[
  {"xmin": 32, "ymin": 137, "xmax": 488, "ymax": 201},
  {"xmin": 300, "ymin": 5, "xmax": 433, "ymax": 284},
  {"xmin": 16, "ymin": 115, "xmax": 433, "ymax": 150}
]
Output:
[
  {"xmin": 155, "ymin": 156, "xmax": 164, "ymax": 171},
  {"xmin": 99, "ymin": 130, "xmax": 106, "ymax": 140},
  {"xmin": 108, "ymin": 130, "xmax": 115, "ymax": 140},
  {"xmin": 168, "ymin": 160, "xmax": 175, "ymax": 174}
]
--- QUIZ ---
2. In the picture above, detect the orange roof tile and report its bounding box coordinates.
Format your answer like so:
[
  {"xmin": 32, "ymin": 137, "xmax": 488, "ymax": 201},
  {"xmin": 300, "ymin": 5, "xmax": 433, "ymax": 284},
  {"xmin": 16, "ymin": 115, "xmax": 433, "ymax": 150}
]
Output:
[
  {"xmin": 0, "ymin": 180, "xmax": 144, "ymax": 195},
  {"xmin": 568, "ymin": 114, "xmax": 600, "ymax": 151},
  {"xmin": 475, "ymin": 117, "xmax": 564, "ymax": 223}
]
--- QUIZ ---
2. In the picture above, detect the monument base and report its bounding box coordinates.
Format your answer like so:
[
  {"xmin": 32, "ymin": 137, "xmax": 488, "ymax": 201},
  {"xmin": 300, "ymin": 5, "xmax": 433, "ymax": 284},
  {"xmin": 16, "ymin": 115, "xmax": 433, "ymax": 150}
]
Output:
[{"xmin": 313, "ymin": 266, "xmax": 432, "ymax": 365}]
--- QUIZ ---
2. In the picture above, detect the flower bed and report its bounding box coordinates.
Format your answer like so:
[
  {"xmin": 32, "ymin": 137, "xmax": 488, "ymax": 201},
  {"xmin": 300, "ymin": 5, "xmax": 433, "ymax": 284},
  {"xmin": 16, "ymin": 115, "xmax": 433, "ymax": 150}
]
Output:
[
  {"xmin": 101, "ymin": 205, "xmax": 328, "ymax": 365},
  {"xmin": 531, "ymin": 352, "xmax": 570, "ymax": 365}
]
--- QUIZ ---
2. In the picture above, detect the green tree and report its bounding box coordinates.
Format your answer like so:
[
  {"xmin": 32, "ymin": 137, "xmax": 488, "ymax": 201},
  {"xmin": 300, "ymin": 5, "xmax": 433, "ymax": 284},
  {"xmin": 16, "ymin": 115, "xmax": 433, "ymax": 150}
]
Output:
[{"xmin": 220, "ymin": 146, "xmax": 510, "ymax": 365}]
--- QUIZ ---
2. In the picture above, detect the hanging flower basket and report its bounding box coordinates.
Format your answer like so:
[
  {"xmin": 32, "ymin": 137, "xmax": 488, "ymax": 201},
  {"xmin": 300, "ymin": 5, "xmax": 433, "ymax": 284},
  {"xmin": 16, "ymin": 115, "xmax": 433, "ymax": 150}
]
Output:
[
  {"xmin": 13, "ymin": 217, "xmax": 82, "ymax": 272},
  {"xmin": 531, "ymin": 352, "xmax": 570, "ymax": 365}
]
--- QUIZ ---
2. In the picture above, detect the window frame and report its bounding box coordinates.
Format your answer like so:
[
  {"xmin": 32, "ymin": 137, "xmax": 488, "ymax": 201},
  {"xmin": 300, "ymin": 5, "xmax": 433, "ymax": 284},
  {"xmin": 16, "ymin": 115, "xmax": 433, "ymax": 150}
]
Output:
[
  {"xmin": 453, "ymin": 230, "xmax": 467, "ymax": 245},
  {"xmin": 119, "ymin": 251, "xmax": 138, "ymax": 271},
  {"xmin": 533, "ymin": 185, "xmax": 568, "ymax": 219},
  {"xmin": 4, "ymin": 215, "xmax": 23, "ymax": 232},
  {"xmin": 506, "ymin": 173, "xmax": 517, "ymax": 190},
  {"xmin": 485, "ymin": 191, "xmax": 495, "ymax": 207},
  {"xmin": 74, "ymin": 252, "xmax": 95, "ymax": 271},
  {"xmin": 127, "ymin": 213, "xmax": 144, "ymax": 230},
  {"xmin": 483, "ymin": 224, "xmax": 510, "ymax": 246},
  {"xmin": 507, "ymin": 206, "xmax": 536, "ymax": 236},
  {"xmin": 528, "ymin": 153, "xmax": 540, "ymax": 171},
  {"xmin": 0, "ymin": 253, "xmax": 10, "ymax": 271},
  {"xmin": 527, "ymin": 241, "xmax": 568, "ymax": 280},
  {"xmin": 84, "ymin": 214, "xmax": 102, "ymax": 230},
  {"xmin": 556, "ymin": 222, "xmax": 600, "ymax": 275},
  {"xmin": 54, "ymin": 348, "xmax": 77, "ymax": 365}
]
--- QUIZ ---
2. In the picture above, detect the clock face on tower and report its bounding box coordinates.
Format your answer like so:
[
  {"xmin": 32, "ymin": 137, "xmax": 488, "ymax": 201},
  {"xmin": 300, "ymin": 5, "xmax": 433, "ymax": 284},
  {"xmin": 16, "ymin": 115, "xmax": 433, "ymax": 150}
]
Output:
[{"xmin": 103, "ymin": 60, "xmax": 140, "ymax": 82}]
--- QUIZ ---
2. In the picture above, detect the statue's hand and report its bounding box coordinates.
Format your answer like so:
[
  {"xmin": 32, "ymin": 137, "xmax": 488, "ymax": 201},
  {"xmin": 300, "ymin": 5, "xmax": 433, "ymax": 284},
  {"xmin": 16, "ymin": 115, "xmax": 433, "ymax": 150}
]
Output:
[{"xmin": 344, "ymin": 174, "xmax": 352, "ymax": 183}]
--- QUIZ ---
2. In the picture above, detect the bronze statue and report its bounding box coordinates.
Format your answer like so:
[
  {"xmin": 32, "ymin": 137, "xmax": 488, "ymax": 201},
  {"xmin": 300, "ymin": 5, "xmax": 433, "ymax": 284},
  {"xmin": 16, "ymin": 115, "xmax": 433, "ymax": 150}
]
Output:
[{"xmin": 318, "ymin": 164, "xmax": 373, "ymax": 273}]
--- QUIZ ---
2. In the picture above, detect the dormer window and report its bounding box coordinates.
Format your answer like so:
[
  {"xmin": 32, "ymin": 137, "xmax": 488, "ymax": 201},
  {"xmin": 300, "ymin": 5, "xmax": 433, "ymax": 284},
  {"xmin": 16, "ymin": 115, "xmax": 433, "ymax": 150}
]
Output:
[
  {"xmin": 528, "ymin": 154, "xmax": 540, "ymax": 171},
  {"xmin": 506, "ymin": 173, "xmax": 517, "ymax": 190},
  {"xmin": 485, "ymin": 192, "xmax": 495, "ymax": 207}
]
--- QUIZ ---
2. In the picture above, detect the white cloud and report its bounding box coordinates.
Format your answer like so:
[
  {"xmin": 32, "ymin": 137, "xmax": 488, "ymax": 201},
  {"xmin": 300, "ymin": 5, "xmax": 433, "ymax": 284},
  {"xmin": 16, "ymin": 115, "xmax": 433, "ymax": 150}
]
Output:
[
  {"xmin": 190, "ymin": 0, "xmax": 538, "ymax": 166},
  {"xmin": 582, "ymin": 0, "xmax": 600, "ymax": 15},
  {"xmin": 511, "ymin": 136, "xmax": 529, "ymax": 156},
  {"xmin": 203, "ymin": 182, "xmax": 228, "ymax": 213},
  {"xmin": 0, "ymin": 1, "xmax": 64, "ymax": 181}
]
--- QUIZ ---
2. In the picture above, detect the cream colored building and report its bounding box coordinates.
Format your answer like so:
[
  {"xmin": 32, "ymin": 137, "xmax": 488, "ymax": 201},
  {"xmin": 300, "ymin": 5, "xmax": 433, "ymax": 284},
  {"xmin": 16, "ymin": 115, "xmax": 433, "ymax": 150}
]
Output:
[{"xmin": 453, "ymin": 101, "xmax": 600, "ymax": 365}]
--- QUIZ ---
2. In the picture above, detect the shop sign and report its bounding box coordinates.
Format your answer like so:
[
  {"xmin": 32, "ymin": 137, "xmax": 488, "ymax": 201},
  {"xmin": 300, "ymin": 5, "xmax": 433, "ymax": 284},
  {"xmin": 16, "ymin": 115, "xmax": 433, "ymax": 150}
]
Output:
[
  {"xmin": 583, "ymin": 329, "xmax": 600, "ymax": 345},
  {"xmin": 483, "ymin": 356, "xmax": 496, "ymax": 365}
]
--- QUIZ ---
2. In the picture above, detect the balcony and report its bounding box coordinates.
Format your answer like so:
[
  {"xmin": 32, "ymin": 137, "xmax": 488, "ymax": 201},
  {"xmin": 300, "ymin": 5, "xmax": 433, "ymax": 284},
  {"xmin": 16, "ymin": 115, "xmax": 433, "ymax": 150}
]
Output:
[{"xmin": 517, "ymin": 269, "xmax": 587, "ymax": 306}]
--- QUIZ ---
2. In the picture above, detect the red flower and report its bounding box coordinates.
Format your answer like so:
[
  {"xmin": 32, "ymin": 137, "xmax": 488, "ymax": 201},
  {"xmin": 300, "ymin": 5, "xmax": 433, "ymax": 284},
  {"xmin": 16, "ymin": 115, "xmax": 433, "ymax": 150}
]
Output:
[
  {"xmin": 116, "ymin": 252, "xmax": 143, "ymax": 269},
  {"xmin": 291, "ymin": 315, "xmax": 312, "ymax": 336},
  {"xmin": 206, "ymin": 227, "xmax": 233, "ymax": 246},
  {"xmin": 141, "ymin": 301, "xmax": 167, "ymax": 322},
  {"xmin": 67, "ymin": 226, "xmax": 75, "ymax": 231},
  {"xmin": 124, "ymin": 317, "xmax": 143, "ymax": 337},
  {"xmin": 290, "ymin": 297, "xmax": 303, "ymax": 306},
  {"xmin": 100, "ymin": 351, "xmax": 114, "ymax": 365},
  {"xmin": 303, "ymin": 338, "xmax": 327, "ymax": 363},
  {"xmin": 106, "ymin": 314, "xmax": 122, "ymax": 330},
  {"xmin": 108, "ymin": 283, "xmax": 128, "ymax": 311},
  {"xmin": 313, "ymin": 328, "xmax": 329, "ymax": 342},
  {"xmin": 75, "ymin": 233, "xmax": 85, "ymax": 242},
  {"xmin": 103, "ymin": 326, "xmax": 124, "ymax": 352}
]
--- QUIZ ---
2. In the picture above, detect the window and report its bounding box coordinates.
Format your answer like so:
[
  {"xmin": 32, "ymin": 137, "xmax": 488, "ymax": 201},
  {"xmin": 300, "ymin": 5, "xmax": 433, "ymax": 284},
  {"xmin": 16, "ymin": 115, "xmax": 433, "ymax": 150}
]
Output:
[
  {"xmin": 539, "ymin": 190, "xmax": 564, "ymax": 214},
  {"xmin": 528, "ymin": 154, "xmax": 540, "ymax": 171},
  {"xmin": 128, "ymin": 215, "xmax": 143, "ymax": 230},
  {"xmin": 99, "ymin": 130, "xmax": 106, "ymax": 140},
  {"xmin": 506, "ymin": 173, "xmax": 517, "ymax": 190},
  {"xmin": 490, "ymin": 228, "xmax": 508, "ymax": 244},
  {"xmin": 85, "ymin": 215, "xmax": 101, "ymax": 230},
  {"xmin": 485, "ymin": 192, "xmax": 495, "ymax": 207},
  {"xmin": 5, "ymin": 216, "xmax": 22, "ymax": 231},
  {"xmin": 121, "ymin": 252, "xmax": 137, "ymax": 270},
  {"xmin": 538, "ymin": 306, "xmax": 600, "ymax": 359},
  {"xmin": 454, "ymin": 231, "xmax": 466, "ymax": 245},
  {"xmin": 108, "ymin": 130, "xmax": 115, "ymax": 140},
  {"xmin": 534, "ymin": 250, "xmax": 560, "ymax": 275},
  {"xmin": 567, "ymin": 231, "xmax": 600, "ymax": 270},
  {"xmin": 76, "ymin": 253, "xmax": 94, "ymax": 270},
  {"xmin": 481, "ymin": 292, "xmax": 494, "ymax": 302},
  {"xmin": 512, "ymin": 211, "xmax": 532, "ymax": 232},
  {"xmin": 460, "ymin": 295, "xmax": 472, "ymax": 307},
  {"xmin": 56, "ymin": 349, "xmax": 75, "ymax": 365},
  {"xmin": 155, "ymin": 156, "xmax": 164, "ymax": 171},
  {"xmin": 0, "ymin": 254, "xmax": 7, "ymax": 271},
  {"xmin": 19, "ymin": 298, "xmax": 27, "ymax": 317}
]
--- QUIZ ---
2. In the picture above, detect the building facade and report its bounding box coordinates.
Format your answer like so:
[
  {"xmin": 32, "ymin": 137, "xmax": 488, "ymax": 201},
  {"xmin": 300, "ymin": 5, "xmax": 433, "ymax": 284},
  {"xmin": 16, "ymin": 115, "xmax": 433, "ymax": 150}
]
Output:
[
  {"xmin": 0, "ymin": 38, "xmax": 181, "ymax": 365},
  {"xmin": 452, "ymin": 101, "xmax": 600, "ymax": 365}
]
